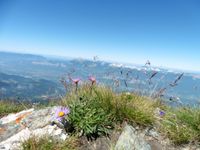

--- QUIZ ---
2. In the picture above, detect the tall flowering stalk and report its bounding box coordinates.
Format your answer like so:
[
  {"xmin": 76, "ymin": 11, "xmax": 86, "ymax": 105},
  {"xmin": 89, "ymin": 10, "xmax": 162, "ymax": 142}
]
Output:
[
  {"xmin": 71, "ymin": 78, "xmax": 80, "ymax": 93},
  {"xmin": 89, "ymin": 76, "xmax": 96, "ymax": 92},
  {"xmin": 89, "ymin": 76, "xmax": 96, "ymax": 85}
]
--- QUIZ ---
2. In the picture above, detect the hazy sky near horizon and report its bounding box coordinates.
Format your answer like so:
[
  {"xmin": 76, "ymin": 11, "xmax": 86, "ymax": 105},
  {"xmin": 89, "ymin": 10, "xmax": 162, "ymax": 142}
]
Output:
[{"xmin": 0, "ymin": 0, "xmax": 200, "ymax": 71}]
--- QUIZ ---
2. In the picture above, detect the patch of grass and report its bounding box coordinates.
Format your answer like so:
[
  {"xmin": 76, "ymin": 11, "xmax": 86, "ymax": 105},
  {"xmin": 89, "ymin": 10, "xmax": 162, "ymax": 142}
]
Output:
[
  {"xmin": 22, "ymin": 135, "xmax": 79, "ymax": 150},
  {"xmin": 114, "ymin": 93, "xmax": 157, "ymax": 126},
  {"xmin": 174, "ymin": 107, "xmax": 200, "ymax": 132},
  {"xmin": 160, "ymin": 107, "xmax": 200, "ymax": 145},
  {"xmin": 62, "ymin": 84, "xmax": 160, "ymax": 139},
  {"xmin": 90, "ymin": 85, "xmax": 159, "ymax": 126},
  {"xmin": 0, "ymin": 101, "xmax": 29, "ymax": 117}
]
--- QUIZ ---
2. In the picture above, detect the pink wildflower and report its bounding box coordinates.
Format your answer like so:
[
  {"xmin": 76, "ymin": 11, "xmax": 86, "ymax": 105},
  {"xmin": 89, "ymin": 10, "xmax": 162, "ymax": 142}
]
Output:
[
  {"xmin": 71, "ymin": 78, "xmax": 80, "ymax": 92},
  {"xmin": 89, "ymin": 76, "xmax": 96, "ymax": 85},
  {"xmin": 72, "ymin": 78, "xmax": 80, "ymax": 84}
]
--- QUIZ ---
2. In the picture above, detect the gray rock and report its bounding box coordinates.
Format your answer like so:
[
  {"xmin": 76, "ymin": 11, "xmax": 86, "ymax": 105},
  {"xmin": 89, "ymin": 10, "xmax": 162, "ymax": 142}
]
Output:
[
  {"xmin": 23, "ymin": 107, "xmax": 55, "ymax": 129},
  {"xmin": 0, "ymin": 107, "xmax": 68, "ymax": 150},
  {"xmin": 79, "ymin": 130, "xmax": 121, "ymax": 150},
  {"xmin": 0, "ymin": 124, "xmax": 23, "ymax": 142},
  {"xmin": 115, "ymin": 125, "xmax": 151, "ymax": 150}
]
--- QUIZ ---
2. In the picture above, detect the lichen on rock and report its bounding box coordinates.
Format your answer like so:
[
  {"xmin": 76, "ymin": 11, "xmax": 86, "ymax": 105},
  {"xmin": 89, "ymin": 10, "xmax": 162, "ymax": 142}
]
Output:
[{"xmin": 0, "ymin": 107, "xmax": 69, "ymax": 150}]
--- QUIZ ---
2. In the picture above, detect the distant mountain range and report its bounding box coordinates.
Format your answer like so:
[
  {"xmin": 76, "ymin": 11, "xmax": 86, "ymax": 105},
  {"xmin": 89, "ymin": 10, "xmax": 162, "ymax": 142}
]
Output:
[{"xmin": 0, "ymin": 51, "xmax": 200, "ymax": 105}]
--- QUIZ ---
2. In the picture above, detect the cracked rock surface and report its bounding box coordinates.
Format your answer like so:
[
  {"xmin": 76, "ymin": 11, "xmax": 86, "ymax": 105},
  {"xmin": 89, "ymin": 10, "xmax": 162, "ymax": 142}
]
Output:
[{"xmin": 0, "ymin": 107, "xmax": 68, "ymax": 150}]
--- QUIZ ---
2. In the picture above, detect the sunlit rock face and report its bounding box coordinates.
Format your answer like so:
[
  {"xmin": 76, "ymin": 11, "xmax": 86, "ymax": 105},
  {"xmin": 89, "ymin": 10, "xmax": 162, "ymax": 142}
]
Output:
[
  {"xmin": 115, "ymin": 125, "xmax": 151, "ymax": 150},
  {"xmin": 0, "ymin": 107, "xmax": 68, "ymax": 150}
]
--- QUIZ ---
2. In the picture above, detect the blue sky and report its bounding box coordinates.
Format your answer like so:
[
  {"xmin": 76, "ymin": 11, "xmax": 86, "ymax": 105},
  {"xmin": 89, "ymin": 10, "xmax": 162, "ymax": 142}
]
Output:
[{"xmin": 0, "ymin": 0, "xmax": 200, "ymax": 71}]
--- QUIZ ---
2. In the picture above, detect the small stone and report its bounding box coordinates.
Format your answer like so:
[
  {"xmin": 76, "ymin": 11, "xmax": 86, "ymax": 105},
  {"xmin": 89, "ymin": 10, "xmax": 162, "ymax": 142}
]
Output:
[
  {"xmin": 53, "ymin": 128, "xmax": 62, "ymax": 136},
  {"xmin": 135, "ymin": 126, "xmax": 140, "ymax": 130},
  {"xmin": 60, "ymin": 134, "xmax": 67, "ymax": 141},
  {"xmin": 145, "ymin": 128, "xmax": 159, "ymax": 139}
]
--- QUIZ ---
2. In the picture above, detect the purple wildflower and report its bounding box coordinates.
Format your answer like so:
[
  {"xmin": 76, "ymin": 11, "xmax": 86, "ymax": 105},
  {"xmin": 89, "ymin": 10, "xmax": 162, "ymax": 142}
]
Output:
[
  {"xmin": 55, "ymin": 107, "xmax": 70, "ymax": 122},
  {"xmin": 159, "ymin": 110, "xmax": 165, "ymax": 117}
]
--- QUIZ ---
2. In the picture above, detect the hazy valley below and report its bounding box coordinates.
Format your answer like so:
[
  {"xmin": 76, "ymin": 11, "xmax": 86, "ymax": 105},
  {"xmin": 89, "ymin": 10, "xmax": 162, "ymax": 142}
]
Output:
[{"xmin": 0, "ymin": 51, "xmax": 200, "ymax": 105}]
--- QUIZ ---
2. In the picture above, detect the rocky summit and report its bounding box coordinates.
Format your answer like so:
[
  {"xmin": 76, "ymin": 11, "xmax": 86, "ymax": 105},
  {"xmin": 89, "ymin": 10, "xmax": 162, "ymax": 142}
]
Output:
[{"xmin": 0, "ymin": 107, "xmax": 199, "ymax": 150}]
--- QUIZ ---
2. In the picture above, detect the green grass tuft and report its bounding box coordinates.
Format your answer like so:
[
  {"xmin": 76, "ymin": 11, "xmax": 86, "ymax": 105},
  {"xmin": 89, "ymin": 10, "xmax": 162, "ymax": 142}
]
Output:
[
  {"xmin": 22, "ymin": 135, "xmax": 79, "ymax": 150},
  {"xmin": 160, "ymin": 106, "xmax": 200, "ymax": 145},
  {"xmin": 64, "ymin": 84, "xmax": 114, "ymax": 139},
  {"xmin": 0, "ymin": 101, "xmax": 28, "ymax": 117}
]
